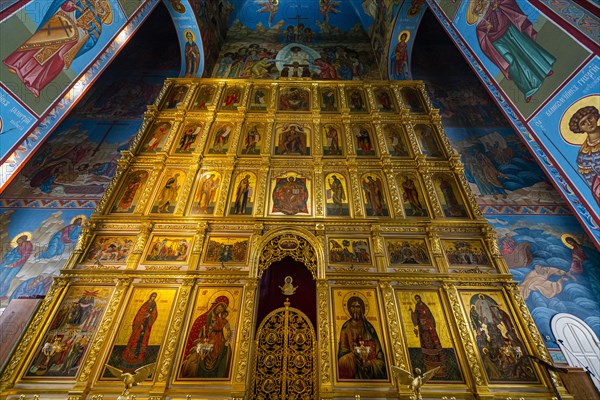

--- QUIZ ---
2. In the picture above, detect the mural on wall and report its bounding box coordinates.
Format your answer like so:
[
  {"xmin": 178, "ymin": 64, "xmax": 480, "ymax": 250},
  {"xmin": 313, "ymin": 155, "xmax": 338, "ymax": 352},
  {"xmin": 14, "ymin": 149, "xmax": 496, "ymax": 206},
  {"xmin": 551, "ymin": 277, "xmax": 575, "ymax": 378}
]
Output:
[
  {"xmin": 454, "ymin": 0, "xmax": 589, "ymax": 116},
  {"xmin": 490, "ymin": 215, "xmax": 600, "ymax": 349},
  {"xmin": 387, "ymin": 0, "xmax": 427, "ymax": 80},
  {"xmin": 0, "ymin": 0, "xmax": 120, "ymax": 109},
  {"xmin": 22, "ymin": 286, "xmax": 113, "ymax": 379},
  {"xmin": 396, "ymin": 290, "xmax": 463, "ymax": 382},
  {"xmin": 178, "ymin": 287, "xmax": 241, "ymax": 380},
  {"xmin": 386, "ymin": 239, "xmax": 430, "ymax": 265},
  {"xmin": 211, "ymin": 13, "xmax": 381, "ymax": 81},
  {"xmin": 447, "ymin": 126, "xmax": 560, "ymax": 205},
  {"xmin": 3, "ymin": 119, "xmax": 138, "ymax": 199},
  {"xmin": 529, "ymin": 63, "xmax": 600, "ymax": 213},
  {"xmin": 0, "ymin": 209, "xmax": 91, "ymax": 311}
]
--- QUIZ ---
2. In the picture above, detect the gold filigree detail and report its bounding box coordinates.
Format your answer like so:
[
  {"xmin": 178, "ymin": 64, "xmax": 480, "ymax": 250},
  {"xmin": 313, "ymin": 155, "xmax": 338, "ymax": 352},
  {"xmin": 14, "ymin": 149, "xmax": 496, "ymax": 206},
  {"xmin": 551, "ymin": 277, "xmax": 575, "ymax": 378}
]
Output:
[
  {"xmin": 441, "ymin": 282, "xmax": 485, "ymax": 386},
  {"xmin": 257, "ymin": 234, "xmax": 317, "ymax": 278},
  {"xmin": 380, "ymin": 281, "xmax": 406, "ymax": 370},
  {"xmin": 78, "ymin": 279, "xmax": 131, "ymax": 382},
  {"xmin": 157, "ymin": 281, "xmax": 193, "ymax": 381},
  {"xmin": 234, "ymin": 281, "xmax": 257, "ymax": 384}
]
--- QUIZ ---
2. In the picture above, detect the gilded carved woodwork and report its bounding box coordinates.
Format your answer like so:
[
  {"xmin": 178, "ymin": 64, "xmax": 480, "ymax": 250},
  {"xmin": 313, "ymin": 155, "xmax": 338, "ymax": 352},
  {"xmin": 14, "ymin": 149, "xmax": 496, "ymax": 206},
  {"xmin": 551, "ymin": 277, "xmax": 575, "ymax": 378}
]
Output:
[{"xmin": 1, "ymin": 79, "xmax": 561, "ymax": 400}]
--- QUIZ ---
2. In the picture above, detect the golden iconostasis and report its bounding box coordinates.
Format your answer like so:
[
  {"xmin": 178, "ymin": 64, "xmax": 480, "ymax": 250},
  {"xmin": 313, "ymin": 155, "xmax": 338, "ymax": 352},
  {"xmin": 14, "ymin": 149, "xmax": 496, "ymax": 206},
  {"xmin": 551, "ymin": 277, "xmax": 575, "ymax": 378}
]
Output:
[{"xmin": 0, "ymin": 79, "xmax": 569, "ymax": 400}]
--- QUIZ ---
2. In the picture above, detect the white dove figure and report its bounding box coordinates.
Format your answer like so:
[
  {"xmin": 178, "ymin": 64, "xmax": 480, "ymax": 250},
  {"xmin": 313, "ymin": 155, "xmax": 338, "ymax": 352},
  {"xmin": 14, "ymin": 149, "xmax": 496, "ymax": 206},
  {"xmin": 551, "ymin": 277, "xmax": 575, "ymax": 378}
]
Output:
[
  {"xmin": 391, "ymin": 365, "xmax": 440, "ymax": 400},
  {"xmin": 105, "ymin": 363, "xmax": 156, "ymax": 395}
]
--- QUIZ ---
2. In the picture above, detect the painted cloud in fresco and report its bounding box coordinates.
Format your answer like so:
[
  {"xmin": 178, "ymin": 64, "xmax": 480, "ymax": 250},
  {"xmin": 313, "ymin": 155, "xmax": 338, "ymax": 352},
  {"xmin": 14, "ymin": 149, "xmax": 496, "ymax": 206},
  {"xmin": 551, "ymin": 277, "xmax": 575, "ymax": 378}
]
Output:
[{"xmin": 491, "ymin": 216, "xmax": 600, "ymax": 348}]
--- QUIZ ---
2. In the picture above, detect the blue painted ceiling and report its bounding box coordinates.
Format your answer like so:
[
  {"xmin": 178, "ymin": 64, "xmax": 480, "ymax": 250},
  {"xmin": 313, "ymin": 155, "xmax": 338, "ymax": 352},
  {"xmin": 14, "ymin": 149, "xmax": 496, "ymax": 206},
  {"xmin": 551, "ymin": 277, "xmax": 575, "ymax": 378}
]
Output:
[{"xmin": 227, "ymin": 0, "xmax": 371, "ymax": 40}]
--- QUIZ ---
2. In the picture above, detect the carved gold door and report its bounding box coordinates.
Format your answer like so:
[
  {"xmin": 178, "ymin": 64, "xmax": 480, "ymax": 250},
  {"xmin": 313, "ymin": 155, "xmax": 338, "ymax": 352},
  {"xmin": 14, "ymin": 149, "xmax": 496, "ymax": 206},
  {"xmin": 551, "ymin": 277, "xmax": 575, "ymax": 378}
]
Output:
[{"xmin": 250, "ymin": 301, "xmax": 317, "ymax": 400}]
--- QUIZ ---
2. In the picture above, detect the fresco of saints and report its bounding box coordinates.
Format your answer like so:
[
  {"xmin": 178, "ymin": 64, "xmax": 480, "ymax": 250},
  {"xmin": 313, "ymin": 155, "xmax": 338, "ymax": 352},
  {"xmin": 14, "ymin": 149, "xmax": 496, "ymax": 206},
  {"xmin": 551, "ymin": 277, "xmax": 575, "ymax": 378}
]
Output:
[
  {"xmin": 123, "ymin": 292, "xmax": 158, "ymax": 365},
  {"xmin": 272, "ymin": 176, "xmax": 309, "ymax": 215},
  {"xmin": 0, "ymin": 233, "xmax": 33, "ymax": 300},
  {"xmin": 410, "ymin": 295, "xmax": 446, "ymax": 376},
  {"xmin": 180, "ymin": 296, "xmax": 233, "ymax": 378},
  {"xmin": 337, "ymin": 296, "xmax": 387, "ymax": 380},
  {"xmin": 184, "ymin": 31, "xmax": 200, "ymax": 77},
  {"xmin": 38, "ymin": 217, "xmax": 83, "ymax": 259},
  {"xmin": 393, "ymin": 31, "xmax": 409, "ymax": 78},
  {"xmin": 3, "ymin": 0, "xmax": 113, "ymax": 97},
  {"xmin": 568, "ymin": 105, "xmax": 600, "ymax": 205},
  {"xmin": 467, "ymin": 0, "xmax": 555, "ymax": 103}
]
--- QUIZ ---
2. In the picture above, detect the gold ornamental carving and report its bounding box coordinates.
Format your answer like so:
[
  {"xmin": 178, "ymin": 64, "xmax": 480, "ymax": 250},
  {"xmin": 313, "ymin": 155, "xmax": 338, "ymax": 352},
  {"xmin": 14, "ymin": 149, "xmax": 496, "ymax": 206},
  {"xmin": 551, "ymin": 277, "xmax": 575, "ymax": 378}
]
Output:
[
  {"xmin": 158, "ymin": 280, "xmax": 193, "ymax": 382},
  {"xmin": 78, "ymin": 278, "xmax": 131, "ymax": 383},
  {"xmin": 0, "ymin": 278, "xmax": 68, "ymax": 388},
  {"xmin": 234, "ymin": 281, "xmax": 258, "ymax": 384},
  {"xmin": 380, "ymin": 281, "xmax": 407, "ymax": 370},
  {"xmin": 250, "ymin": 300, "xmax": 317, "ymax": 400},
  {"xmin": 257, "ymin": 233, "xmax": 317, "ymax": 278},
  {"xmin": 316, "ymin": 280, "xmax": 331, "ymax": 385},
  {"xmin": 441, "ymin": 282, "xmax": 485, "ymax": 386}
]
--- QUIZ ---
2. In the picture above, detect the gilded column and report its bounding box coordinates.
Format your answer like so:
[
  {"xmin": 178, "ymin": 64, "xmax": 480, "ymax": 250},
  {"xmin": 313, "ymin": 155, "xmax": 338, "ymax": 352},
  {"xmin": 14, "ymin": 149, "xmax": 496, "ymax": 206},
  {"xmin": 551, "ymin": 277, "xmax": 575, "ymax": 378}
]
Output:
[
  {"xmin": 383, "ymin": 166, "xmax": 403, "ymax": 218},
  {"xmin": 348, "ymin": 165, "xmax": 364, "ymax": 218},
  {"xmin": 189, "ymin": 222, "xmax": 208, "ymax": 267},
  {"xmin": 96, "ymin": 151, "xmax": 133, "ymax": 215},
  {"xmin": 77, "ymin": 278, "xmax": 132, "ymax": 386},
  {"xmin": 317, "ymin": 280, "xmax": 332, "ymax": 393},
  {"xmin": 504, "ymin": 282, "xmax": 570, "ymax": 398},
  {"xmin": 379, "ymin": 280, "xmax": 407, "ymax": 370},
  {"xmin": 127, "ymin": 222, "xmax": 153, "ymax": 268},
  {"xmin": 214, "ymin": 164, "xmax": 234, "ymax": 217},
  {"xmin": 233, "ymin": 280, "xmax": 258, "ymax": 391},
  {"xmin": 441, "ymin": 282, "xmax": 488, "ymax": 395},
  {"xmin": 426, "ymin": 227, "xmax": 447, "ymax": 272},
  {"xmin": 154, "ymin": 278, "xmax": 195, "ymax": 391},
  {"xmin": 174, "ymin": 160, "xmax": 199, "ymax": 216}
]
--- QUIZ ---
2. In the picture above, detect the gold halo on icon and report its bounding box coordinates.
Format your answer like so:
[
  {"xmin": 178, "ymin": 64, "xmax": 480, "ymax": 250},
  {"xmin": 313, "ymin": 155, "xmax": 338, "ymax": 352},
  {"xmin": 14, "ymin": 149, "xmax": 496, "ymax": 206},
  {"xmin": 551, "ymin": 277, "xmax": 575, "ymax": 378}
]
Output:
[
  {"xmin": 207, "ymin": 290, "xmax": 234, "ymax": 310},
  {"xmin": 341, "ymin": 291, "xmax": 370, "ymax": 318},
  {"xmin": 561, "ymin": 234, "xmax": 578, "ymax": 249},
  {"xmin": 183, "ymin": 30, "xmax": 195, "ymax": 41},
  {"xmin": 71, "ymin": 214, "xmax": 87, "ymax": 225},
  {"xmin": 559, "ymin": 95, "xmax": 600, "ymax": 145},
  {"xmin": 397, "ymin": 30, "xmax": 410, "ymax": 43},
  {"xmin": 11, "ymin": 231, "xmax": 32, "ymax": 248}
]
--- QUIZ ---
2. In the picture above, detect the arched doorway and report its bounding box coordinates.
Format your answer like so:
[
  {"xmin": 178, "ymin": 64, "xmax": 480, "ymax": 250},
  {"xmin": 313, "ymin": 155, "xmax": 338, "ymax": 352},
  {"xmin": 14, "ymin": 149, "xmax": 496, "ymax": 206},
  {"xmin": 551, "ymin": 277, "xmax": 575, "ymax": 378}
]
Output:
[
  {"xmin": 249, "ymin": 231, "xmax": 320, "ymax": 399},
  {"xmin": 551, "ymin": 313, "xmax": 600, "ymax": 391}
]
